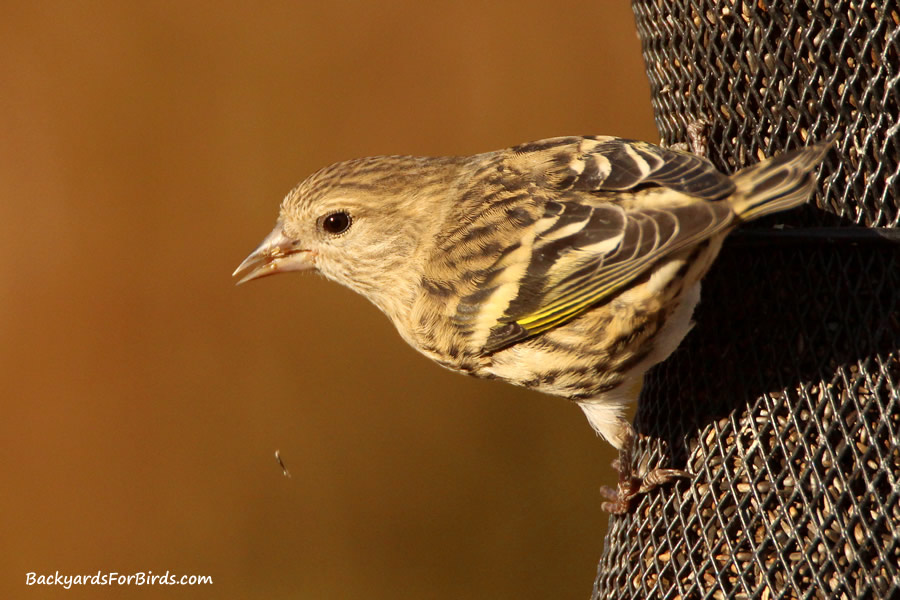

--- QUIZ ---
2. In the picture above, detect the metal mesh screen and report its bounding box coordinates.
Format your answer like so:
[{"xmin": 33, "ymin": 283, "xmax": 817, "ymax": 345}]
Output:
[{"xmin": 594, "ymin": 2, "xmax": 900, "ymax": 598}]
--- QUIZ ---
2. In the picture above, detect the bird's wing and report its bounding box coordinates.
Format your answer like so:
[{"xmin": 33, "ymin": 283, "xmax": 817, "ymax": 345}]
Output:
[
  {"xmin": 451, "ymin": 137, "xmax": 737, "ymax": 354},
  {"xmin": 508, "ymin": 135, "xmax": 735, "ymax": 200}
]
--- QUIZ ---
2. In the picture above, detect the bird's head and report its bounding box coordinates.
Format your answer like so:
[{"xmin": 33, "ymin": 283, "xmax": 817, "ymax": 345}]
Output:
[{"xmin": 233, "ymin": 154, "xmax": 463, "ymax": 322}]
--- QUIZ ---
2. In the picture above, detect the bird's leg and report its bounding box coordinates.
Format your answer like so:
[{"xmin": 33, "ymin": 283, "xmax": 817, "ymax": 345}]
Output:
[
  {"xmin": 599, "ymin": 423, "xmax": 641, "ymax": 514},
  {"xmin": 666, "ymin": 118, "xmax": 709, "ymax": 158},
  {"xmin": 599, "ymin": 423, "xmax": 691, "ymax": 514}
]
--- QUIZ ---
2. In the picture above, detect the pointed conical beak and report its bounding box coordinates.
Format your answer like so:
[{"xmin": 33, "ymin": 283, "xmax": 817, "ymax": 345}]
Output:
[{"xmin": 232, "ymin": 226, "xmax": 315, "ymax": 285}]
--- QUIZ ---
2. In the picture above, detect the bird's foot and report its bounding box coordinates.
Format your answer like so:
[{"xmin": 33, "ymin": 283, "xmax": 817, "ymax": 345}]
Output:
[
  {"xmin": 599, "ymin": 478, "xmax": 639, "ymax": 515},
  {"xmin": 599, "ymin": 465, "xmax": 689, "ymax": 514},
  {"xmin": 685, "ymin": 119, "xmax": 709, "ymax": 157},
  {"xmin": 667, "ymin": 118, "xmax": 709, "ymax": 158},
  {"xmin": 600, "ymin": 427, "xmax": 690, "ymax": 514}
]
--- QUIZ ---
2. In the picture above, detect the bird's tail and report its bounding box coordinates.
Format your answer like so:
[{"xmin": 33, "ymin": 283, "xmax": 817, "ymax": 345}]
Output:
[{"xmin": 729, "ymin": 138, "xmax": 834, "ymax": 221}]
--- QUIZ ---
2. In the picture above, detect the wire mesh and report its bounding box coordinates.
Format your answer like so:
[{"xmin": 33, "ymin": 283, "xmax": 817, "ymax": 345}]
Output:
[{"xmin": 594, "ymin": 2, "xmax": 900, "ymax": 598}]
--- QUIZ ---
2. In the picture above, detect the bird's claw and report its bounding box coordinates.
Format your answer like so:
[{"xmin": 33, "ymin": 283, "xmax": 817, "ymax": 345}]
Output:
[
  {"xmin": 601, "ymin": 424, "xmax": 691, "ymax": 514},
  {"xmin": 600, "ymin": 467, "xmax": 690, "ymax": 514},
  {"xmin": 667, "ymin": 118, "xmax": 710, "ymax": 158}
]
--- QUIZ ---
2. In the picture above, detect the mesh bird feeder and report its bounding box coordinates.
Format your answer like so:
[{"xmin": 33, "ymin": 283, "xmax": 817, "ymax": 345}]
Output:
[{"xmin": 593, "ymin": 2, "xmax": 900, "ymax": 598}]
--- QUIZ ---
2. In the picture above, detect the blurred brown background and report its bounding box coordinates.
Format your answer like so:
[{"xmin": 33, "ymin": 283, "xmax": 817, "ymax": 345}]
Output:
[{"xmin": 0, "ymin": 2, "xmax": 657, "ymax": 598}]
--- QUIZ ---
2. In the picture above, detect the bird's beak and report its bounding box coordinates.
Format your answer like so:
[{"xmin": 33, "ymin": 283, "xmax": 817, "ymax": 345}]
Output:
[{"xmin": 232, "ymin": 226, "xmax": 315, "ymax": 285}]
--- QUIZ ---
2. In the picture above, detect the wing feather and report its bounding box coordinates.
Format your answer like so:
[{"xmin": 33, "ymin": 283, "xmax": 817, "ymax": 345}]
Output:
[
  {"xmin": 449, "ymin": 137, "xmax": 738, "ymax": 354},
  {"xmin": 514, "ymin": 136, "xmax": 735, "ymax": 200}
]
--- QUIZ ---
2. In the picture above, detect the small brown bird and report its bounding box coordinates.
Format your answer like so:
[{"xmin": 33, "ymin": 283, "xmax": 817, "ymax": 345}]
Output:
[{"xmin": 234, "ymin": 136, "xmax": 830, "ymax": 512}]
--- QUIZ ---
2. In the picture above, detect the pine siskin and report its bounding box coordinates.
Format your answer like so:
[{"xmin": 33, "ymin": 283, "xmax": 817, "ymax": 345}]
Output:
[{"xmin": 234, "ymin": 135, "xmax": 830, "ymax": 512}]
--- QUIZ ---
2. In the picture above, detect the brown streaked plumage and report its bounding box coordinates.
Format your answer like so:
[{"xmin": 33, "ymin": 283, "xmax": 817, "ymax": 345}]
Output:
[{"xmin": 234, "ymin": 135, "xmax": 831, "ymax": 513}]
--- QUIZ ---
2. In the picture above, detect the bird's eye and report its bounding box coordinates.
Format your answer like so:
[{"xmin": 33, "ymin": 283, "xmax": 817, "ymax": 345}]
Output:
[{"xmin": 320, "ymin": 211, "xmax": 352, "ymax": 235}]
